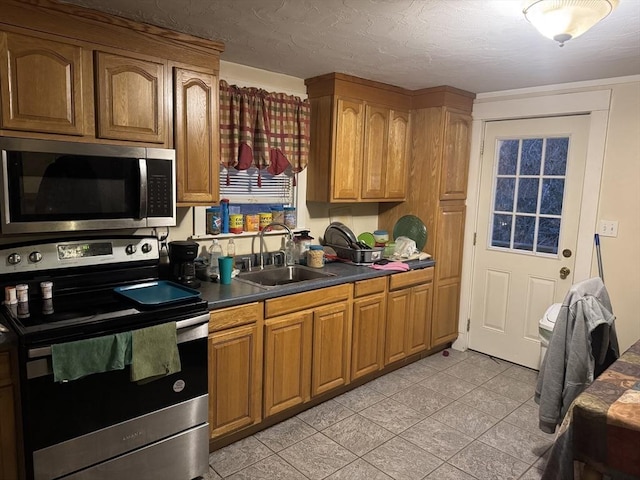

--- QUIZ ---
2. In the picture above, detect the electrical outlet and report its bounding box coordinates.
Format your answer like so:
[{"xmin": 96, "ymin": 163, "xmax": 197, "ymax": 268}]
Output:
[{"xmin": 599, "ymin": 220, "xmax": 618, "ymax": 237}]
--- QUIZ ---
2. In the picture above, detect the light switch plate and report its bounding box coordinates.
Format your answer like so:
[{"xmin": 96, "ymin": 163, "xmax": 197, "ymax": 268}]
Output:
[{"xmin": 599, "ymin": 220, "xmax": 618, "ymax": 237}]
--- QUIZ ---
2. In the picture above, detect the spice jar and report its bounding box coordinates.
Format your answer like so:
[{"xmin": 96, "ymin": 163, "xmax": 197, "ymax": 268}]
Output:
[{"xmin": 306, "ymin": 245, "xmax": 324, "ymax": 268}]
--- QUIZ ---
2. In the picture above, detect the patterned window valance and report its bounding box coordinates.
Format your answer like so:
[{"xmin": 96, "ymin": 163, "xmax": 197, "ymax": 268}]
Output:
[{"xmin": 219, "ymin": 80, "xmax": 310, "ymax": 186}]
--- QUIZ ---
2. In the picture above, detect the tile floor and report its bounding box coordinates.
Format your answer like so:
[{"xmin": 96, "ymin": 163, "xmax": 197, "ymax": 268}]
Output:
[{"xmin": 202, "ymin": 349, "xmax": 555, "ymax": 480}]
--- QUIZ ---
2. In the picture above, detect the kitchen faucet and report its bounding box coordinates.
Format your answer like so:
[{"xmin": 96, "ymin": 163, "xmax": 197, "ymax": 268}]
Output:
[{"xmin": 258, "ymin": 222, "xmax": 294, "ymax": 269}]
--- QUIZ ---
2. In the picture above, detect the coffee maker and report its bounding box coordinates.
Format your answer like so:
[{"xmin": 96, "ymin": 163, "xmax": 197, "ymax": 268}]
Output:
[{"xmin": 168, "ymin": 241, "xmax": 201, "ymax": 288}]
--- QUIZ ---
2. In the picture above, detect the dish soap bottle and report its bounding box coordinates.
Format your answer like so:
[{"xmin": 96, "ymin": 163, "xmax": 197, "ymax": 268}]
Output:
[{"xmin": 208, "ymin": 239, "xmax": 223, "ymax": 277}]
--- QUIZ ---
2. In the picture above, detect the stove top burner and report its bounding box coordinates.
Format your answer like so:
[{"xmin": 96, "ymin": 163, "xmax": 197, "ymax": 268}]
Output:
[{"xmin": 0, "ymin": 236, "xmax": 207, "ymax": 347}]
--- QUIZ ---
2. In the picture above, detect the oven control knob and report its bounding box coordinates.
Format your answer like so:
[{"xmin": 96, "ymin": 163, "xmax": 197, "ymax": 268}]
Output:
[
  {"xmin": 7, "ymin": 253, "xmax": 21, "ymax": 265},
  {"xmin": 141, "ymin": 243, "xmax": 152, "ymax": 254},
  {"xmin": 29, "ymin": 251, "xmax": 43, "ymax": 263},
  {"xmin": 125, "ymin": 244, "xmax": 137, "ymax": 255}
]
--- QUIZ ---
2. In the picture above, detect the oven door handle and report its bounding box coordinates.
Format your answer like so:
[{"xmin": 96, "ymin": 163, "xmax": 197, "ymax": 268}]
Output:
[{"xmin": 27, "ymin": 313, "xmax": 210, "ymax": 360}]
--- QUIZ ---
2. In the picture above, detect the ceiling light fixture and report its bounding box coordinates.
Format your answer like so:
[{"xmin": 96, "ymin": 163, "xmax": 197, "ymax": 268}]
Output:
[{"xmin": 523, "ymin": 0, "xmax": 619, "ymax": 47}]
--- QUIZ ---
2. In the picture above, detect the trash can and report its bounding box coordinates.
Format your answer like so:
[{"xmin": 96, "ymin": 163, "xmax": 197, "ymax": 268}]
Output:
[{"xmin": 539, "ymin": 303, "xmax": 562, "ymax": 368}]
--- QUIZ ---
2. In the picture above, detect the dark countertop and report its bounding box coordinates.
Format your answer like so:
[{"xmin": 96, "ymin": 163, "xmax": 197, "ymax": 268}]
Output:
[{"xmin": 198, "ymin": 258, "xmax": 436, "ymax": 311}]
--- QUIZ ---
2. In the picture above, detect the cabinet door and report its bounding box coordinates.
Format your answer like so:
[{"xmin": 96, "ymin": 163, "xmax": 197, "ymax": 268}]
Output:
[
  {"xmin": 208, "ymin": 324, "xmax": 262, "ymax": 438},
  {"xmin": 333, "ymin": 98, "xmax": 363, "ymax": 200},
  {"xmin": 385, "ymin": 289, "xmax": 410, "ymax": 365},
  {"xmin": 0, "ymin": 385, "xmax": 17, "ymax": 480},
  {"xmin": 95, "ymin": 51, "xmax": 165, "ymax": 143},
  {"xmin": 352, "ymin": 293, "xmax": 386, "ymax": 380},
  {"xmin": 431, "ymin": 203, "xmax": 466, "ymax": 346},
  {"xmin": 0, "ymin": 32, "xmax": 84, "ymax": 135},
  {"xmin": 174, "ymin": 68, "xmax": 219, "ymax": 205},
  {"xmin": 264, "ymin": 312, "xmax": 312, "ymax": 417},
  {"xmin": 312, "ymin": 303, "xmax": 351, "ymax": 396},
  {"xmin": 361, "ymin": 104, "xmax": 389, "ymax": 199},
  {"xmin": 385, "ymin": 109, "xmax": 410, "ymax": 199},
  {"xmin": 407, "ymin": 283, "xmax": 433, "ymax": 355},
  {"xmin": 440, "ymin": 109, "xmax": 471, "ymax": 201}
]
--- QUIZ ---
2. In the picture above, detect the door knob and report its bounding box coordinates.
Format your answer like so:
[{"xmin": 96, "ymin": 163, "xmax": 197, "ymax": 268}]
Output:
[{"xmin": 560, "ymin": 267, "xmax": 571, "ymax": 279}]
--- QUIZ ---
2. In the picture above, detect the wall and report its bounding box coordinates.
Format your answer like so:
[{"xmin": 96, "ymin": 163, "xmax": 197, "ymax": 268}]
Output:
[
  {"xmin": 171, "ymin": 61, "xmax": 379, "ymax": 258},
  {"xmin": 463, "ymin": 77, "xmax": 640, "ymax": 353}
]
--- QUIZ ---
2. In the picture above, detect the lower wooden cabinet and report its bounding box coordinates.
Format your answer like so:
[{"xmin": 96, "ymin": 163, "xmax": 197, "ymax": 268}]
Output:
[
  {"xmin": 311, "ymin": 303, "xmax": 351, "ymax": 396},
  {"xmin": 263, "ymin": 312, "xmax": 312, "ymax": 417},
  {"xmin": 263, "ymin": 284, "xmax": 352, "ymax": 417},
  {"xmin": 0, "ymin": 352, "xmax": 18, "ymax": 480},
  {"xmin": 385, "ymin": 268, "xmax": 434, "ymax": 365},
  {"xmin": 208, "ymin": 304, "xmax": 263, "ymax": 439},
  {"xmin": 351, "ymin": 277, "xmax": 387, "ymax": 380}
]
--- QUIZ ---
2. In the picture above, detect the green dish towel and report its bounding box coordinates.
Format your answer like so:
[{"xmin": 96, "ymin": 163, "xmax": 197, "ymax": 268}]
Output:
[
  {"xmin": 131, "ymin": 322, "xmax": 181, "ymax": 382},
  {"xmin": 51, "ymin": 332, "xmax": 132, "ymax": 382}
]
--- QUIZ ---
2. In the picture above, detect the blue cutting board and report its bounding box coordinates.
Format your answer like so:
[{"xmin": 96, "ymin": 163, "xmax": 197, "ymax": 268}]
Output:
[{"xmin": 114, "ymin": 280, "xmax": 200, "ymax": 306}]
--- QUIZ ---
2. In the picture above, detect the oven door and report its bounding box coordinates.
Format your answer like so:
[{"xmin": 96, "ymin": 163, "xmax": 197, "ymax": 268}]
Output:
[{"xmin": 21, "ymin": 316, "xmax": 209, "ymax": 480}]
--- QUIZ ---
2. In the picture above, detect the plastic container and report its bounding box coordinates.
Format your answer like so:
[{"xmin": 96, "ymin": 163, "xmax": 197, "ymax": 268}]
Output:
[
  {"xmin": 41, "ymin": 281, "xmax": 54, "ymax": 315},
  {"xmin": 271, "ymin": 205, "xmax": 284, "ymax": 229},
  {"xmin": 220, "ymin": 199, "xmax": 230, "ymax": 234},
  {"xmin": 373, "ymin": 230, "xmax": 389, "ymax": 247},
  {"xmin": 259, "ymin": 212, "xmax": 272, "ymax": 230},
  {"xmin": 293, "ymin": 230, "xmax": 314, "ymax": 264},
  {"xmin": 229, "ymin": 214, "xmax": 244, "ymax": 234},
  {"xmin": 207, "ymin": 239, "xmax": 223, "ymax": 277},
  {"xmin": 284, "ymin": 206, "xmax": 297, "ymax": 229},
  {"xmin": 206, "ymin": 206, "xmax": 221, "ymax": 235},
  {"xmin": 16, "ymin": 283, "xmax": 29, "ymax": 318},
  {"xmin": 307, "ymin": 245, "xmax": 324, "ymax": 268}
]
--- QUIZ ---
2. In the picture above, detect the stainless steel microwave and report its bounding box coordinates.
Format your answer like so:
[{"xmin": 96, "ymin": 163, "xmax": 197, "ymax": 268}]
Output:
[{"xmin": 0, "ymin": 137, "xmax": 176, "ymax": 234}]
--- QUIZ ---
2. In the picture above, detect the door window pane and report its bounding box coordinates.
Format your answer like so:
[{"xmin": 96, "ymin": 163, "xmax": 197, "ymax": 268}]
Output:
[
  {"xmin": 489, "ymin": 136, "xmax": 569, "ymax": 255},
  {"xmin": 544, "ymin": 138, "xmax": 569, "ymax": 175},
  {"xmin": 537, "ymin": 217, "xmax": 561, "ymax": 254},
  {"xmin": 514, "ymin": 215, "xmax": 535, "ymax": 251},
  {"xmin": 492, "ymin": 214, "xmax": 512, "ymax": 248},
  {"xmin": 520, "ymin": 139, "xmax": 542, "ymax": 175},
  {"xmin": 498, "ymin": 140, "xmax": 519, "ymax": 175},
  {"xmin": 494, "ymin": 178, "xmax": 515, "ymax": 212},
  {"xmin": 540, "ymin": 179, "xmax": 564, "ymax": 215},
  {"xmin": 517, "ymin": 178, "xmax": 539, "ymax": 214}
]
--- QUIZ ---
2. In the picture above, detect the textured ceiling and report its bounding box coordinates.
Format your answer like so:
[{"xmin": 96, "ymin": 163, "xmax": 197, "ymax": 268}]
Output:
[{"xmin": 61, "ymin": 0, "xmax": 640, "ymax": 93}]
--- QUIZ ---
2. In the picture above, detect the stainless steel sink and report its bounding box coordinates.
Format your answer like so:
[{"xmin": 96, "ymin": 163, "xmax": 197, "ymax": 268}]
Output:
[{"xmin": 236, "ymin": 265, "xmax": 334, "ymax": 288}]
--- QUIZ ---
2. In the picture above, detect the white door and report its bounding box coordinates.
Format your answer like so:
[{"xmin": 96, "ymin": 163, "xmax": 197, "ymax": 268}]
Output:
[{"xmin": 468, "ymin": 115, "xmax": 590, "ymax": 369}]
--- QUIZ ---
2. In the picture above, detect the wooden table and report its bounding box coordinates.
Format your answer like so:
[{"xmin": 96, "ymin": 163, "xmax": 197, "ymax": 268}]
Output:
[{"xmin": 571, "ymin": 338, "xmax": 640, "ymax": 479}]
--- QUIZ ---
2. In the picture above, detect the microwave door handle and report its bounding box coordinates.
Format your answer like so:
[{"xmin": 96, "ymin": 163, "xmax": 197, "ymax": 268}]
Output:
[{"xmin": 138, "ymin": 158, "xmax": 148, "ymax": 219}]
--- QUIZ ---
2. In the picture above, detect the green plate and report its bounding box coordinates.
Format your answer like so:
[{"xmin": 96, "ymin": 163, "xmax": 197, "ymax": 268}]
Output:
[
  {"xmin": 393, "ymin": 215, "xmax": 427, "ymax": 251},
  {"xmin": 357, "ymin": 232, "xmax": 375, "ymax": 248}
]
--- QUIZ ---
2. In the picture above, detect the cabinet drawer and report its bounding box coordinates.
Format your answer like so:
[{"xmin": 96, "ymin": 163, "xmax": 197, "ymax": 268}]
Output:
[
  {"xmin": 354, "ymin": 277, "xmax": 386, "ymax": 298},
  {"xmin": 0, "ymin": 352, "xmax": 11, "ymax": 387},
  {"xmin": 265, "ymin": 284, "xmax": 352, "ymax": 318},
  {"xmin": 389, "ymin": 267, "xmax": 433, "ymax": 291},
  {"xmin": 209, "ymin": 302, "xmax": 262, "ymax": 332}
]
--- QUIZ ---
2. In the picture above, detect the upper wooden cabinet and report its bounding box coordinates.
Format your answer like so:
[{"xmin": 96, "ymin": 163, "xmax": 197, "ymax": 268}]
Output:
[
  {"xmin": 95, "ymin": 51, "xmax": 165, "ymax": 143},
  {"xmin": 0, "ymin": 0, "xmax": 224, "ymax": 206},
  {"xmin": 305, "ymin": 73, "xmax": 411, "ymax": 203},
  {"xmin": 174, "ymin": 67, "xmax": 219, "ymax": 205},
  {"xmin": 440, "ymin": 109, "xmax": 472, "ymax": 200},
  {"xmin": 0, "ymin": 32, "xmax": 86, "ymax": 135}
]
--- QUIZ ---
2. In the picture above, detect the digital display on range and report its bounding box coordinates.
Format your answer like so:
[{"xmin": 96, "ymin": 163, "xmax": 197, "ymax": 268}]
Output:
[{"xmin": 57, "ymin": 242, "xmax": 113, "ymax": 260}]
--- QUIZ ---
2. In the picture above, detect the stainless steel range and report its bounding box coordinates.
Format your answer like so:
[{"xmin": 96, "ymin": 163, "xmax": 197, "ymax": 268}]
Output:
[{"xmin": 0, "ymin": 236, "xmax": 210, "ymax": 480}]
